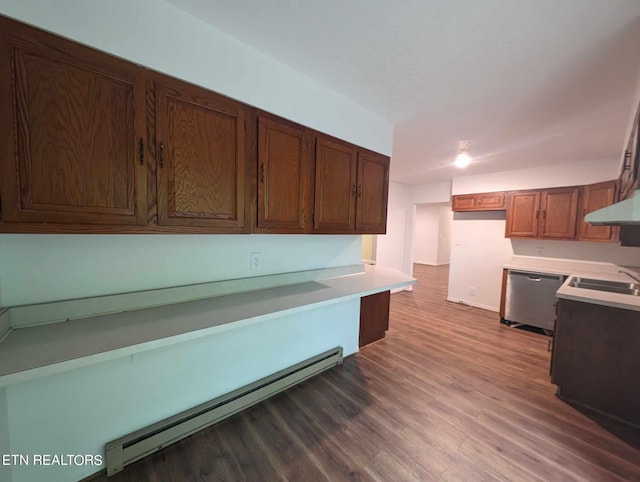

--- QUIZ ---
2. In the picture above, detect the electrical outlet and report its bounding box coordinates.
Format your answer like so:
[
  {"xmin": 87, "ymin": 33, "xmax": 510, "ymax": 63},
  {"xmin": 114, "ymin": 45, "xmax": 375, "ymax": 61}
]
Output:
[
  {"xmin": 537, "ymin": 246, "xmax": 545, "ymax": 256},
  {"xmin": 250, "ymin": 252, "xmax": 263, "ymax": 272},
  {"xmin": 469, "ymin": 286, "xmax": 476, "ymax": 296}
]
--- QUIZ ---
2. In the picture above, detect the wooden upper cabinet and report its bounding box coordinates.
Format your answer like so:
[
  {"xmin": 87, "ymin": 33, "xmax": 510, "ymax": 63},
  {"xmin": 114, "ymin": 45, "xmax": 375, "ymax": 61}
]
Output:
[
  {"xmin": 505, "ymin": 191, "xmax": 540, "ymax": 237},
  {"xmin": 356, "ymin": 151, "xmax": 389, "ymax": 233},
  {"xmin": 452, "ymin": 192, "xmax": 506, "ymax": 211},
  {"xmin": 257, "ymin": 115, "xmax": 312, "ymax": 233},
  {"xmin": 0, "ymin": 16, "xmax": 391, "ymax": 235},
  {"xmin": 506, "ymin": 187, "xmax": 580, "ymax": 240},
  {"xmin": 539, "ymin": 187, "xmax": 580, "ymax": 239},
  {"xmin": 313, "ymin": 136, "xmax": 358, "ymax": 232},
  {"xmin": 451, "ymin": 195, "xmax": 476, "ymax": 211},
  {"xmin": 579, "ymin": 180, "xmax": 618, "ymax": 242},
  {"xmin": 155, "ymin": 78, "xmax": 247, "ymax": 231},
  {"xmin": 0, "ymin": 17, "xmax": 147, "ymax": 226},
  {"xmin": 619, "ymin": 107, "xmax": 639, "ymax": 201}
]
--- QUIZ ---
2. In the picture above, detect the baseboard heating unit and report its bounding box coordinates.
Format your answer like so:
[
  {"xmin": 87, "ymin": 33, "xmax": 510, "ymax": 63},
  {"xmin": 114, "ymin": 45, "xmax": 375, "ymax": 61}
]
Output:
[{"xmin": 105, "ymin": 346, "xmax": 343, "ymax": 477}]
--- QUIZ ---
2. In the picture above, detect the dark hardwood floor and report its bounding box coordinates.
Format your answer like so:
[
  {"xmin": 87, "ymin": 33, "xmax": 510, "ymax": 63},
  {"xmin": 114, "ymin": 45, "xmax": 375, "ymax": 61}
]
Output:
[{"xmin": 98, "ymin": 264, "xmax": 640, "ymax": 481}]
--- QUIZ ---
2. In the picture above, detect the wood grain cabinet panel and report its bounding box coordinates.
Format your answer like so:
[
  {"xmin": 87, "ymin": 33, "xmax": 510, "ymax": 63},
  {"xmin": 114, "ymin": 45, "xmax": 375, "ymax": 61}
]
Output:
[
  {"xmin": 506, "ymin": 187, "xmax": 580, "ymax": 240},
  {"xmin": 359, "ymin": 290, "xmax": 391, "ymax": 348},
  {"xmin": 155, "ymin": 79, "xmax": 247, "ymax": 231},
  {"xmin": 356, "ymin": 151, "xmax": 389, "ymax": 233},
  {"xmin": 313, "ymin": 136, "xmax": 358, "ymax": 232},
  {"xmin": 539, "ymin": 187, "xmax": 580, "ymax": 239},
  {"xmin": 505, "ymin": 191, "xmax": 540, "ymax": 237},
  {"xmin": 552, "ymin": 299, "xmax": 640, "ymax": 428},
  {"xmin": 0, "ymin": 16, "xmax": 391, "ymax": 235},
  {"xmin": 257, "ymin": 115, "xmax": 312, "ymax": 233},
  {"xmin": 0, "ymin": 18, "xmax": 147, "ymax": 226},
  {"xmin": 452, "ymin": 192, "xmax": 505, "ymax": 212},
  {"xmin": 578, "ymin": 180, "xmax": 618, "ymax": 242},
  {"xmin": 313, "ymin": 136, "xmax": 389, "ymax": 234},
  {"xmin": 451, "ymin": 195, "xmax": 476, "ymax": 211}
]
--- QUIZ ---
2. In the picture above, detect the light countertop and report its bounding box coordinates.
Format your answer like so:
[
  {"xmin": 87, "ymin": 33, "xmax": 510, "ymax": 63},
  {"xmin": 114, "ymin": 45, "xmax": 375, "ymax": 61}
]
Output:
[
  {"xmin": 0, "ymin": 265, "xmax": 415, "ymax": 387},
  {"xmin": 556, "ymin": 270, "xmax": 640, "ymax": 312},
  {"xmin": 504, "ymin": 256, "xmax": 640, "ymax": 312}
]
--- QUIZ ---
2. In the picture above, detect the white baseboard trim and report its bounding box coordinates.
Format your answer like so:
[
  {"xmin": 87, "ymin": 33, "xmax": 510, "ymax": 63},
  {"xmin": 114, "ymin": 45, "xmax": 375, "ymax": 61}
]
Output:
[{"xmin": 446, "ymin": 297, "xmax": 498, "ymax": 313}]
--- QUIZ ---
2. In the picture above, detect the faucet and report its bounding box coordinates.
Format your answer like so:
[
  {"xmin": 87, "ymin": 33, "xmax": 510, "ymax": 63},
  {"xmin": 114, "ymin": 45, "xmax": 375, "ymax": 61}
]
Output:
[{"xmin": 618, "ymin": 269, "xmax": 640, "ymax": 283}]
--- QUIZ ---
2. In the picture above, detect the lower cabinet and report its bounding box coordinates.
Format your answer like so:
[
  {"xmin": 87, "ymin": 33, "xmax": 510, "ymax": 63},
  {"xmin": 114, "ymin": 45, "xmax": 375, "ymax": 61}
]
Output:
[
  {"xmin": 551, "ymin": 299, "xmax": 640, "ymax": 428},
  {"xmin": 359, "ymin": 290, "xmax": 391, "ymax": 347}
]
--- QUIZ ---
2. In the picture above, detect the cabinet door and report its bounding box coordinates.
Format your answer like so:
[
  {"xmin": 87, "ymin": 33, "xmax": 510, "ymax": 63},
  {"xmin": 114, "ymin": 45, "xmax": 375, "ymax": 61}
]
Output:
[
  {"xmin": 578, "ymin": 180, "xmax": 618, "ymax": 242},
  {"xmin": 539, "ymin": 187, "xmax": 579, "ymax": 239},
  {"xmin": 356, "ymin": 151, "xmax": 389, "ymax": 233},
  {"xmin": 313, "ymin": 136, "xmax": 358, "ymax": 232},
  {"xmin": 257, "ymin": 115, "xmax": 311, "ymax": 232},
  {"xmin": 359, "ymin": 290, "xmax": 391, "ymax": 347},
  {"xmin": 505, "ymin": 191, "xmax": 540, "ymax": 237},
  {"xmin": 452, "ymin": 195, "xmax": 476, "ymax": 211},
  {"xmin": 476, "ymin": 192, "xmax": 506, "ymax": 210},
  {"xmin": 0, "ymin": 18, "xmax": 147, "ymax": 227},
  {"xmin": 453, "ymin": 192, "xmax": 506, "ymax": 212},
  {"xmin": 619, "ymin": 109, "xmax": 639, "ymax": 201},
  {"xmin": 156, "ymin": 79, "xmax": 247, "ymax": 230}
]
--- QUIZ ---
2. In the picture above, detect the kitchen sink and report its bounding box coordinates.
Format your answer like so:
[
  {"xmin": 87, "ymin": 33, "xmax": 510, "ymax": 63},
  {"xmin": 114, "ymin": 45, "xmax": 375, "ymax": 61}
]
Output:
[{"xmin": 568, "ymin": 277, "xmax": 640, "ymax": 296}]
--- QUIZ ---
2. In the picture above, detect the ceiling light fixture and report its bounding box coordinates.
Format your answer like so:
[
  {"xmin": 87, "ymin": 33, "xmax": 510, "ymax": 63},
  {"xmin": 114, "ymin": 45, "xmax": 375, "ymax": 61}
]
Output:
[{"xmin": 454, "ymin": 140, "xmax": 472, "ymax": 169}]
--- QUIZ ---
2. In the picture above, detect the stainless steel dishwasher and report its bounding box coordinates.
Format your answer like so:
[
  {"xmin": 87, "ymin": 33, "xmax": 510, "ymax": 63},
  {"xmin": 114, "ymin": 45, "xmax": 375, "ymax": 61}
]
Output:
[{"xmin": 503, "ymin": 270, "xmax": 565, "ymax": 332}]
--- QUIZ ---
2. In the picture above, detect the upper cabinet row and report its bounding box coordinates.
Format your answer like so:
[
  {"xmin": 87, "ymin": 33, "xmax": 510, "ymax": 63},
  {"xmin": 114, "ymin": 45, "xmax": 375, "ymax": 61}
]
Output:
[
  {"xmin": 0, "ymin": 16, "xmax": 389, "ymax": 234},
  {"xmin": 452, "ymin": 180, "xmax": 618, "ymax": 243},
  {"xmin": 506, "ymin": 181, "xmax": 618, "ymax": 242},
  {"xmin": 257, "ymin": 118, "xmax": 388, "ymax": 234}
]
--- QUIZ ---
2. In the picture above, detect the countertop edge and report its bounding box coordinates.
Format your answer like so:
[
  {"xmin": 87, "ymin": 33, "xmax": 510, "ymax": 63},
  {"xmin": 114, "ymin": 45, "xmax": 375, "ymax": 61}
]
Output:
[{"xmin": 0, "ymin": 267, "xmax": 416, "ymax": 387}]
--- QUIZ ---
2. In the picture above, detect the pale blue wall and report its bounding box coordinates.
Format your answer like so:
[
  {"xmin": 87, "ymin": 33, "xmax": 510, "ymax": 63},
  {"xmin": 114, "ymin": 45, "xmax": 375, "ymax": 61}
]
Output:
[
  {"xmin": 0, "ymin": 235, "xmax": 362, "ymax": 306},
  {"xmin": 0, "ymin": 1, "xmax": 393, "ymax": 480}
]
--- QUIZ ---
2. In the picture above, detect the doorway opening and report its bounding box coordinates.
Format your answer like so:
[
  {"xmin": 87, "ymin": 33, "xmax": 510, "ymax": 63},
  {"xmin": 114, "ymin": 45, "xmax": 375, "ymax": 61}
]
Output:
[{"xmin": 411, "ymin": 202, "xmax": 453, "ymax": 273}]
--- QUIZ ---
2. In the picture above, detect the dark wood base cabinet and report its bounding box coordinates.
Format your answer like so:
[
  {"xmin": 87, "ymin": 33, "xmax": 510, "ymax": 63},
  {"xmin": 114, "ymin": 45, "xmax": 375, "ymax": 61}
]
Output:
[
  {"xmin": 551, "ymin": 299, "xmax": 640, "ymax": 428},
  {"xmin": 359, "ymin": 291, "xmax": 390, "ymax": 348}
]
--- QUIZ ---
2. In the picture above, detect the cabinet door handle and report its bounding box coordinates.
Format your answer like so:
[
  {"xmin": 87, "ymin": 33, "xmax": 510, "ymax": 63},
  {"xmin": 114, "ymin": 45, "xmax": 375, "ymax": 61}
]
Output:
[
  {"xmin": 352, "ymin": 184, "xmax": 357, "ymax": 197},
  {"xmin": 357, "ymin": 184, "xmax": 363, "ymax": 197},
  {"xmin": 159, "ymin": 143, "xmax": 164, "ymax": 168},
  {"xmin": 536, "ymin": 211, "xmax": 540, "ymax": 219},
  {"xmin": 260, "ymin": 163, "xmax": 265, "ymax": 183},
  {"xmin": 139, "ymin": 138, "xmax": 144, "ymax": 166},
  {"xmin": 623, "ymin": 150, "xmax": 632, "ymax": 171}
]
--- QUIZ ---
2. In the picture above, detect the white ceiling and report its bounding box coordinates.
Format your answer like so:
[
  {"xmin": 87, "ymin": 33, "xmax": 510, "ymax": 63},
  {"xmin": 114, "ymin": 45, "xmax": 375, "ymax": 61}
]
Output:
[{"xmin": 168, "ymin": 0, "xmax": 640, "ymax": 184}]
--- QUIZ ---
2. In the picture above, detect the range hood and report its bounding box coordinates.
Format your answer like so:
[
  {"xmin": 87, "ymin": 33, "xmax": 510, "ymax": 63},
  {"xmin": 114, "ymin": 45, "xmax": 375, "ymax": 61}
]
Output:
[{"xmin": 585, "ymin": 190, "xmax": 640, "ymax": 225}]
